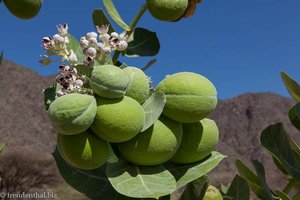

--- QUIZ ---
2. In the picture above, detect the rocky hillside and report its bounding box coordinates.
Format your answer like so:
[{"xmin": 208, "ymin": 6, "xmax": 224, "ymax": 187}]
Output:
[{"xmin": 0, "ymin": 60, "xmax": 298, "ymax": 198}]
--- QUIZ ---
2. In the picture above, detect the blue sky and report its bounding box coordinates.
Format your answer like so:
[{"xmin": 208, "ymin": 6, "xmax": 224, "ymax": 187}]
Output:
[{"xmin": 1, "ymin": 0, "xmax": 300, "ymax": 99}]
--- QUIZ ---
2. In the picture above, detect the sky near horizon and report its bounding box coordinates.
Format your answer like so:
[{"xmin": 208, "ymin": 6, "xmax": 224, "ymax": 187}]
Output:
[{"xmin": 1, "ymin": 0, "xmax": 300, "ymax": 99}]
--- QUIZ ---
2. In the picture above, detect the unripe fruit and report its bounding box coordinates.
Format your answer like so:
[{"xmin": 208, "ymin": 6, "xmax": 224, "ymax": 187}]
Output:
[
  {"xmin": 57, "ymin": 129, "xmax": 109, "ymax": 170},
  {"xmin": 123, "ymin": 66, "xmax": 150, "ymax": 104},
  {"xmin": 90, "ymin": 65, "xmax": 129, "ymax": 99},
  {"xmin": 4, "ymin": 0, "xmax": 42, "ymax": 20},
  {"xmin": 203, "ymin": 185, "xmax": 223, "ymax": 200},
  {"xmin": 147, "ymin": 0, "xmax": 188, "ymax": 22},
  {"xmin": 171, "ymin": 118, "xmax": 219, "ymax": 164},
  {"xmin": 48, "ymin": 93, "xmax": 97, "ymax": 135},
  {"xmin": 119, "ymin": 116, "xmax": 183, "ymax": 166},
  {"xmin": 91, "ymin": 96, "xmax": 145, "ymax": 142},
  {"xmin": 156, "ymin": 72, "xmax": 217, "ymax": 123}
]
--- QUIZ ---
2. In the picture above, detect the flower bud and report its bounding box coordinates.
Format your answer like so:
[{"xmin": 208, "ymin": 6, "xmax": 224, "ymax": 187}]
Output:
[
  {"xmin": 53, "ymin": 34, "xmax": 65, "ymax": 45},
  {"xmin": 57, "ymin": 24, "xmax": 68, "ymax": 37},
  {"xmin": 80, "ymin": 37, "xmax": 89, "ymax": 48},
  {"xmin": 86, "ymin": 32, "xmax": 98, "ymax": 40},
  {"xmin": 68, "ymin": 50, "xmax": 78, "ymax": 65}
]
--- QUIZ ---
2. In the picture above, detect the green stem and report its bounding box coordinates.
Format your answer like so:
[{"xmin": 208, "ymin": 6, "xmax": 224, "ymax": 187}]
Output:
[
  {"xmin": 112, "ymin": 3, "xmax": 148, "ymax": 64},
  {"xmin": 283, "ymin": 179, "xmax": 297, "ymax": 194}
]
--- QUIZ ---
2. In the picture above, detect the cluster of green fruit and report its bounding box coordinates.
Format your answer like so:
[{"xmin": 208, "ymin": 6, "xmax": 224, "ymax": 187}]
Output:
[
  {"xmin": 48, "ymin": 64, "xmax": 219, "ymax": 170},
  {"xmin": 2, "ymin": 0, "xmax": 42, "ymax": 19},
  {"xmin": 147, "ymin": 0, "xmax": 202, "ymax": 22}
]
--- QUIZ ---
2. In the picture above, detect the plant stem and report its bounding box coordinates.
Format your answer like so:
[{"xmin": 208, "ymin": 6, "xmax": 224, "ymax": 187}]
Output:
[
  {"xmin": 283, "ymin": 179, "xmax": 297, "ymax": 194},
  {"xmin": 112, "ymin": 3, "xmax": 148, "ymax": 64}
]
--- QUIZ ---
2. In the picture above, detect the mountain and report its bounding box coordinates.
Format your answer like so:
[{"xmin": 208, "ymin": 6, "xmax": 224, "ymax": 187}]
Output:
[{"xmin": 0, "ymin": 60, "xmax": 298, "ymax": 198}]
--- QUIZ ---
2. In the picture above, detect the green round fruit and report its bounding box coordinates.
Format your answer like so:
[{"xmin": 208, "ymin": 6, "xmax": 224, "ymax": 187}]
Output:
[
  {"xmin": 203, "ymin": 185, "xmax": 223, "ymax": 200},
  {"xmin": 171, "ymin": 118, "xmax": 219, "ymax": 164},
  {"xmin": 123, "ymin": 66, "xmax": 150, "ymax": 104},
  {"xmin": 57, "ymin": 129, "xmax": 109, "ymax": 170},
  {"xmin": 156, "ymin": 72, "xmax": 217, "ymax": 123},
  {"xmin": 119, "ymin": 116, "xmax": 183, "ymax": 166},
  {"xmin": 90, "ymin": 65, "xmax": 129, "ymax": 99},
  {"xmin": 48, "ymin": 93, "xmax": 97, "ymax": 135},
  {"xmin": 4, "ymin": 0, "xmax": 42, "ymax": 19},
  {"xmin": 91, "ymin": 96, "xmax": 145, "ymax": 142},
  {"xmin": 147, "ymin": 0, "xmax": 188, "ymax": 21}
]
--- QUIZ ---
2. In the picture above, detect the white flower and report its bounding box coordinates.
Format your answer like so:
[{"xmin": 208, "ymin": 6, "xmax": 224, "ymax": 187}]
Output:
[
  {"xmin": 116, "ymin": 40, "xmax": 128, "ymax": 51},
  {"xmin": 86, "ymin": 32, "xmax": 98, "ymax": 40},
  {"xmin": 68, "ymin": 50, "xmax": 78, "ymax": 65},
  {"xmin": 53, "ymin": 34, "xmax": 65, "ymax": 45}
]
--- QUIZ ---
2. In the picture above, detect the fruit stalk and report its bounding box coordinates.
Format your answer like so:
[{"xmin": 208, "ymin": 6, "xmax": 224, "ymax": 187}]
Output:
[{"xmin": 112, "ymin": 3, "xmax": 148, "ymax": 64}]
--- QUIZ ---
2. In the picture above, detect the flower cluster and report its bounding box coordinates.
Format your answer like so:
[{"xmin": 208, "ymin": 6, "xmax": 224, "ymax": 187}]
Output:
[
  {"xmin": 55, "ymin": 65, "xmax": 84, "ymax": 96},
  {"xmin": 80, "ymin": 25, "xmax": 128, "ymax": 65},
  {"xmin": 40, "ymin": 24, "xmax": 78, "ymax": 65}
]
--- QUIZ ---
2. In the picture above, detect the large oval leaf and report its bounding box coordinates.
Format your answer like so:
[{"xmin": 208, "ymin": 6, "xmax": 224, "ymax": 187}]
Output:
[
  {"xmin": 179, "ymin": 176, "xmax": 209, "ymax": 200},
  {"xmin": 102, "ymin": 0, "xmax": 130, "ymax": 31},
  {"xmin": 141, "ymin": 91, "xmax": 166, "ymax": 132},
  {"xmin": 260, "ymin": 123, "xmax": 300, "ymax": 181},
  {"xmin": 251, "ymin": 160, "xmax": 274, "ymax": 200},
  {"xmin": 236, "ymin": 159, "xmax": 265, "ymax": 199},
  {"xmin": 126, "ymin": 28, "xmax": 160, "ymax": 57},
  {"xmin": 281, "ymin": 71, "xmax": 300, "ymax": 102},
  {"xmin": 52, "ymin": 147, "xmax": 132, "ymax": 200},
  {"xmin": 43, "ymin": 84, "xmax": 61, "ymax": 110},
  {"xmin": 226, "ymin": 175, "xmax": 250, "ymax": 200},
  {"xmin": 92, "ymin": 9, "xmax": 115, "ymax": 33},
  {"xmin": 166, "ymin": 151, "xmax": 225, "ymax": 189},
  {"xmin": 288, "ymin": 103, "xmax": 300, "ymax": 131},
  {"xmin": 107, "ymin": 159, "xmax": 177, "ymax": 199}
]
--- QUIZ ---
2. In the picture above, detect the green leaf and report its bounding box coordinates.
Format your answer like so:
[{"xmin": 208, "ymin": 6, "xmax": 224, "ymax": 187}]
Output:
[
  {"xmin": 167, "ymin": 151, "xmax": 226, "ymax": 189},
  {"xmin": 251, "ymin": 160, "xmax": 274, "ymax": 200},
  {"xmin": 126, "ymin": 28, "xmax": 160, "ymax": 57},
  {"xmin": 289, "ymin": 137, "xmax": 300, "ymax": 159},
  {"xmin": 272, "ymin": 156, "xmax": 289, "ymax": 175},
  {"xmin": 221, "ymin": 184, "xmax": 229, "ymax": 194},
  {"xmin": 67, "ymin": 34, "xmax": 86, "ymax": 65},
  {"xmin": 179, "ymin": 176, "xmax": 210, "ymax": 200},
  {"xmin": 260, "ymin": 123, "xmax": 300, "ymax": 181},
  {"xmin": 141, "ymin": 91, "xmax": 166, "ymax": 132},
  {"xmin": 0, "ymin": 143, "xmax": 5, "ymax": 153},
  {"xmin": 102, "ymin": 0, "xmax": 130, "ymax": 31},
  {"xmin": 0, "ymin": 50, "xmax": 3, "ymax": 64},
  {"xmin": 226, "ymin": 175, "xmax": 250, "ymax": 200},
  {"xmin": 106, "ymin": 159, "xmax": 177, "ymax": 199},
  {"xmin": 275, "ymin": 190, "xmax": 292, "ymax": 200},
  {"xmin": 92, "ymin": 9, "xmax": 115, "ymax": 33},
  {"xmin": 288, "ymin": 103, "xmax": 300, "ymax": 131},
  {"xmin": 236, "ymin": 159, "xmax": 265, "ymax": 199},
  {"xmin": 43, "ymin": 84, "xmax": 60, "ymax": 110},
  {"xmin": 281, "ymin": 71, "xmax": 300, "ymax": 102},
  {"xmin": 52, "ymin": 147, "xmax": 133, "ymax": 200},
  {"xmin": 74, "ymin": 64, "xmax": 93, "ymax": 78}
]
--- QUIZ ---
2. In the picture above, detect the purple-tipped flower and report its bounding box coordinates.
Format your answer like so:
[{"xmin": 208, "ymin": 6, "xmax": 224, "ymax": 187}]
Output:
[
  {"xmin": 85, "ymin": 47, "xmax": 97, "ymax": 58},
  {"xmin": 116, "ymin": 40, "xmax": 128, "ymax": 51},
  {"xmin": 80, "ymin": 37, "xmax": 89, "ymax": 49},
  {"xmin": 42, "ymin": 36, "xmax": 53, "ymax": 50},
  {"xmin": 86, "ymin": 32, "xmax": 98, "ymax": 40},
  {"xmin": 53, "ymin": 34, "xmax": 65, "ymax": 45},
  {"xmin": 97, "ymin": 25, "xmax": 109, "ymax": 34},
  {"xmin": 84, "ymin": 56, "xmax": 94, "ymax": 66},
  {"xmin": 57, "ymin": 24, "xmax": 68, "ymax": 37}
]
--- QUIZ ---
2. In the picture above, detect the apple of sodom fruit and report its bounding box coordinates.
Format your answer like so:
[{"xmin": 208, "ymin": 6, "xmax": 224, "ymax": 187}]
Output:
[
  {"xmin": 48, "ymin": 93, "xmax": 97, "ymax": 135},
  {"xmin": 123, "ymin": 66, "xmax": 150, "ymax": 104},
  {"xmin": 119, "ymin": 116, "xmax": 183, "ymax": 166},
  {"xmin": 203, "ymin": 185, "xmax": 223, "ymax": 200},
  {"xmin": 57, "ymin": 129, "xmax": 109, "ymax": 170},
  {"xmin": 171, "ymin": 118, "xmax": 219, "ymax": 164},
  {"xmin": 90, "ymin": 65, "xmax": 129, "ymax": 99},
  {"xmin": 4, "ymin": 0, "xmax": 42, "ymax": 19},
  {"xmin": 147, "ymin": 0, "xmax": 188, "ymax": 21},
  {"xmin": 91, "ymin": 96, "xmax": 145, "ymax": 142},
  {"xmin": 156, "ymin": 72, "xmax": 217, "ymax": 123}
]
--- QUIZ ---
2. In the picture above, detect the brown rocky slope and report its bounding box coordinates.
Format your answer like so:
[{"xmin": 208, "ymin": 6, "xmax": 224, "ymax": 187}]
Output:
[{"xmin": 0, "ymin": 60, "xmax": 298, "ymax": 198}]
